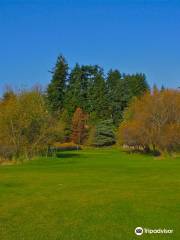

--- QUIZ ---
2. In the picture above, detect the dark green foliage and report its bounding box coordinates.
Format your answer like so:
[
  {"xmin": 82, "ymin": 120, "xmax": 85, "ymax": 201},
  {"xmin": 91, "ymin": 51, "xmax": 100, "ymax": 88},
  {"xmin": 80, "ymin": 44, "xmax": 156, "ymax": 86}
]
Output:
[
  {"xmin": 124, "ymin": 73, "xmax": 150, "ymax": 98},
  {"xmin": 47, "ymin": 55, "xmax": 151, "ymax": 145},
  {"xmin": 65, "ymin": 64, "xmax": 108, "ymax": 120},
  {"xmin": 94, "ymin": 119, "xmax": 116, "ymax": 147},
  {"xmin": 106, "ymin": 70, "xmax": 123, "ymax": 125},
  {"xmin": 47, "ymin": 55, "xmax": 68, "ymax": 112},
  {"xmin": 88, "ymin": 66, "xmax": 108, "ymax": 120},
  {"xmin": 106, "ymin": 71, "xmax": 149, "ymax": 125},
  {"xmin": 64, "ymin": 64, "xmax": 85, "ymax": 116}
]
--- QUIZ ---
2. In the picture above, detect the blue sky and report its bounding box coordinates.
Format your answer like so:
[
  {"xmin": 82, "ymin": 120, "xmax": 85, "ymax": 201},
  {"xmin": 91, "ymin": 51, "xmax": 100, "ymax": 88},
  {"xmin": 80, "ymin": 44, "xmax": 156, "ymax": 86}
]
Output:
[{"xmin": 0, "ymin": 0, "xmax": 180, "ymax": 94}]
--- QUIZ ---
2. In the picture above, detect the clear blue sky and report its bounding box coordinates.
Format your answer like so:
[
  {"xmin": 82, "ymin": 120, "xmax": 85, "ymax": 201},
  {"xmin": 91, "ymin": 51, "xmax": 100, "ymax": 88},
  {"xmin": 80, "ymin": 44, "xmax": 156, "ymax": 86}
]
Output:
[{"xmin": 0, "ymin": 0, "xmax": 180, "ymax": 94}]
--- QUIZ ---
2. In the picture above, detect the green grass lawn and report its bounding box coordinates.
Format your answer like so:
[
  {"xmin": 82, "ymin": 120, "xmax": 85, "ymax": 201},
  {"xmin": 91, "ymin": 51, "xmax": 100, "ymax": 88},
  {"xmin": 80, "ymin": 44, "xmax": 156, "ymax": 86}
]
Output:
[{"xmin": 0, "ymin": 149, "xmax": 179, "ymax": 240}]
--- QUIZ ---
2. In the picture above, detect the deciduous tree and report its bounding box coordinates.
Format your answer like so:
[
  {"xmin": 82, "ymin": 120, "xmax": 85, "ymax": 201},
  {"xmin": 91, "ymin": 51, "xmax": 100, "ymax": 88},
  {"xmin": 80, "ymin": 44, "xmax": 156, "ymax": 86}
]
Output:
[
  {"xmin": 71, "ymin": 107, "xmax": 88, "ymax": 144},
  {"xmin": 118, "ymin": 89, "xmax": 180, "ymax": 153}
]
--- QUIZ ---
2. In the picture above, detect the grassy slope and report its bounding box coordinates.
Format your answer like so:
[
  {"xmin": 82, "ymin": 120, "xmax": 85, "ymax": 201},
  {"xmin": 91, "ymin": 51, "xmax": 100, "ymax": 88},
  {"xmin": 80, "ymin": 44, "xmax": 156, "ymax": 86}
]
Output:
[{"xmin": 0, "ymin": 149, "xmax": 179, "ymax": 240}]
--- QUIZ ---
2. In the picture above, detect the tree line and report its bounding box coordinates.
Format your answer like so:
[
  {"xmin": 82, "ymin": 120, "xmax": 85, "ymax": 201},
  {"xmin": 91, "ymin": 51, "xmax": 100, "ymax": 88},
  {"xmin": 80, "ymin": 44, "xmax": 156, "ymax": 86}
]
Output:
[
  {"xmin": 46, "ymin": 55, "xmax": 149, "ymax": 146},
  {"xmin": 47, "ymin": 55, "xmax": 149, "ymax": 124},
  {"xmin": 0, "ymin": 54, "xmax": 179, "ymax": 161}
]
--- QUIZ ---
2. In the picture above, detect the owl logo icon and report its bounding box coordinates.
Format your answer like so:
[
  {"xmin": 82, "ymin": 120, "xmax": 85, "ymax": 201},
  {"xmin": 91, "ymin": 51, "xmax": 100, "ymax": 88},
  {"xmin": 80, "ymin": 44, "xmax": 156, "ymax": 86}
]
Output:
[{"xmin": 135, "ymin": 227, "xmax": 143, "ymax": 236}]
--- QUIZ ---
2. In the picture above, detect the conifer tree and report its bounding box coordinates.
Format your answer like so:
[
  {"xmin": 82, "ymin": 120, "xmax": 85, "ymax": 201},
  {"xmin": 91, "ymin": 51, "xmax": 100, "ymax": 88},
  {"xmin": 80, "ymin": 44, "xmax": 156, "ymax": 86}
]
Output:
[
  {"xmin": 106, "ymin": 69, "xmax": 122, "ymax": 125},
  {"xmin": 88, "ymin": 66, "xmax": 108, "ymax": 120},
  {"xmin": 64, "ymin": 63, "xmax": 82, "ymax": 115},
  {"xmin": 47, "ymin": 55, "xmax": 68, "ymax": 112},
  {"xmin": 124, "ymin": 73, "xmax": 150, "ymax": 98}
]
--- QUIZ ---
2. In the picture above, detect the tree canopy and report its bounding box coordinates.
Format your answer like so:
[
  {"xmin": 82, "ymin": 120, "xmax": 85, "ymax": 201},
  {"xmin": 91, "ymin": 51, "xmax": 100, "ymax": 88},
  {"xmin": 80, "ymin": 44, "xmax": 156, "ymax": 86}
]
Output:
[
  {"xmin": 1, "ymin": 54, "xmax": 178, "ymax": 160},
  {"xmin": 118, "ymin": 89, "xmax": 180, "ymax": 153}
]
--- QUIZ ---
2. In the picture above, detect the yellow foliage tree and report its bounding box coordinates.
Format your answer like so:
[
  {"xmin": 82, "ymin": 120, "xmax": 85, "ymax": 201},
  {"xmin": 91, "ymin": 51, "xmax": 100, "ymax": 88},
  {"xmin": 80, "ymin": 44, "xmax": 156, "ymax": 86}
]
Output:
[
  {"xmin": 0, "ymin": 89, "xmax": 62, "ymax": 160},
  {"xmin": 118, "ymin": 89, "xmax": 180, "ymax": 153}
]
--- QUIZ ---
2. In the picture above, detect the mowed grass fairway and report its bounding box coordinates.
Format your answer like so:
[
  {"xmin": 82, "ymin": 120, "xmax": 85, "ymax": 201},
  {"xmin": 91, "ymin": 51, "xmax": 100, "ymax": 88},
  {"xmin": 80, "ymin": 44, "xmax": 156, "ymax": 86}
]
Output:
[{"xmin": 0, "ymin": 149, "xmax": 179, "ymax": 240}]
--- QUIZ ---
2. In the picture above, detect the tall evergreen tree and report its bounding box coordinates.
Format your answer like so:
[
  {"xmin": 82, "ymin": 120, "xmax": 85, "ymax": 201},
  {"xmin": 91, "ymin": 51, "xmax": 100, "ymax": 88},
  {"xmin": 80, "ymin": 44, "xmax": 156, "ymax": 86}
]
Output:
[
  {"xmin": 88, "ymin": 66, "xmax": 108, "ymax": 120},
  {"xmin": 106, "ymin": 69, "xmax": 123, "ymax": 125},
  {"xmin": 106, "ymin": 72, "xmax": 149, "ymax": 125},
  {"xmin": 47, "ymin": 55, "xmax": 68, "ymax": 112},
  {"xmin": 64, "ymin": 63, "xmax": 83, "ymax": 116},
  {"xmin": 65, "ymin": 64, "xmax": 108, "ymax": 120},
  {"xmin": 124, "ymin": 73, "xmax": 150, "ymax": 98}
]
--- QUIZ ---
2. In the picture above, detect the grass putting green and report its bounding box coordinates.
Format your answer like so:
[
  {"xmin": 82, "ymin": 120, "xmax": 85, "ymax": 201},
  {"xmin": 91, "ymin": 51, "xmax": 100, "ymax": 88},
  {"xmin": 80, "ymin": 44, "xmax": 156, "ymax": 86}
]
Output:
[{"xmin": 0, "ymin": 149, "xmax": 179, "ymax": 240}]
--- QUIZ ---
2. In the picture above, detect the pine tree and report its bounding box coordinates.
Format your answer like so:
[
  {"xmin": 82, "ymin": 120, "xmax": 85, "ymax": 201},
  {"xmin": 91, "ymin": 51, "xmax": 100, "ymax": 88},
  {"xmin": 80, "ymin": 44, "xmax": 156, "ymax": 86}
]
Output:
[
  {"xmin": 47, "ymin": 55, "xmax": 68, "ymax": 112},
  {"xmin": 64, "ymin": 63, "xmax": 82, "ymax": 116},
  {"xmin": 124, "ymin": 73, "xmax": 150, "ymax": 98},
  {"xmin": 88, "ymin": 66, "xmax": 108, "ymax": 120},
  {"xmin": 65, "ymin": 64, "xmax": 108, "ymax": 120},
  {"xmin": 106, "ymin": 69, "xmax": 122, "ymax": 125}
]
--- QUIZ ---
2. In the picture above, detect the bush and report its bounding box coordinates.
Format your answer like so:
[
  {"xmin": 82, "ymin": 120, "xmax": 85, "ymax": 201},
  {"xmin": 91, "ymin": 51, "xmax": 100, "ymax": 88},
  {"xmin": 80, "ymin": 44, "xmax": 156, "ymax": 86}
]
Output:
[
  {"xmin": 0, "ymin": 145, "xmax": 16, "ymax": 160},
  {"xmin": 52, "ymin": 142, "xmax": 81, "ymax": 151}
]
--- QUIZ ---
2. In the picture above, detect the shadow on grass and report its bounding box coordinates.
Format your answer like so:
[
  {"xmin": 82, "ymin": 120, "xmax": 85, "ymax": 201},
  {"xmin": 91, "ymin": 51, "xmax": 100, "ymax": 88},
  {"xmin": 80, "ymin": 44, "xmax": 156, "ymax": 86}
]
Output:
[
  {"xmin": 56, "ymin": 152, "xmax": 81, "ymax": 159},
  {"xmin": 122, "ymin": 149, "xmax": 161, "ymax": 156}
]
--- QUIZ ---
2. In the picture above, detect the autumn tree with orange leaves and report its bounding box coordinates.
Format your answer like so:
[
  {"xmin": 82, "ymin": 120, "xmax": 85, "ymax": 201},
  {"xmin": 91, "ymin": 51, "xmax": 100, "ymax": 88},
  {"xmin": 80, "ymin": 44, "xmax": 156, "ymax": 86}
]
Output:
[
  {"xmin": 118, "ymin": 89, "xmax": 180, "ymax": 153},
  {"xmin": 71, "ymin": 107, "xmax": 88, "ymax": 144}
]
